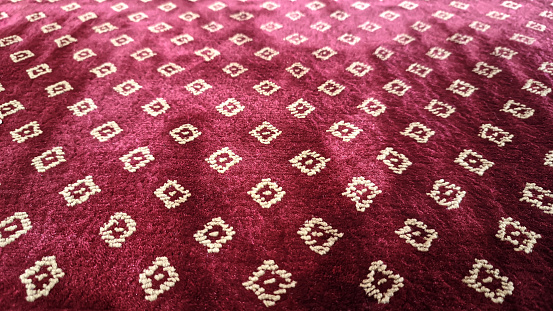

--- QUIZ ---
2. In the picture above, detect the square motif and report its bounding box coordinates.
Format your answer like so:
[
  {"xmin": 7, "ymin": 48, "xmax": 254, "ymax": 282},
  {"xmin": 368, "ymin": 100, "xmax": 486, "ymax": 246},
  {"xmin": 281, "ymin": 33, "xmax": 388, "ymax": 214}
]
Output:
[
  {"xmin": 27, "ymin": 63, "xmax": 52, "ymax": 79},
  {"xmin": 411, "ymin": 21, "xmax": 431, "ymax": 32},
  {"xmin": 284, "ymin": 34, "xmax": 308, "ymax": 45},
  {"xmin": 90, "ymin": 62, "xmax": 117, "ymax": 78},
  {"xmin": 128, "ymin": 12, "xmax": 148, "ymax": 22},
  {"xmin": 223, "ymin": 63, "xmax": 247, "ymax": 77},
  {"xmin": 205, "ymin": 147, "xmax": 242, "ymax": 173},
  {"xmin": 230, "ymin": 11, "xmax": 253, "ymax": 21},
  {"xmin": 171, "ymin": 34, "xmax": 194, "ymax": 45},
  {"xmin": 208, "ymin": 1, "xmax": 226, "ymax": 11},
  {"xmin": 93, "ymin": 22, "xmax": 118, "ymax": 34},
  {"xmin": 380, "ymin": 11, "xmax": 400, "ymax": 21},
  {"xmin": 158, "ymin": 2, "xmax": 177, "ymax": 11},
  {"xmin": 229, "ymin": 33, "xmax": 252, "ymax": 46},
  {"xmin": 287, "ymin": 98, "xmax": 315, "ymax": 118},
  {"xmin": 32, "ymin": 147, "xmax": 66, "ymax": 172},
  {"xmin": 202, "ymin": 21, "xmax": 223, "ymax": 32},
  {"xmin": 351, "ymin": 1, "xmax": 370, "ymax": 10},
  {"xmin": 248, "ymin": 178, "xmax": 286, "ymax": 209},
  {"xmin": 447, "ymin": 79, "xmax": 478, "ymax": 97},
  {"xmin": 111, "ymin": 3, "xmax": 128, "ymax": 12},
  {"xmin": 394, "ymin": 34, "xmax": 415, "ymax": 45},
  {"xmin": 383, "ymin": 79, "xmax": 411, "ymax": 96},
  {"xmin": 194, "ymin": 47, "xmax": 220, "ymax": 61},
  {"xmin": 338, "ymin": 34, "xmax": 360, "ymax": 45},
  {"xmin": 114, "ymin": 80, "xmax": 142, "ymax": 96},
  {"xmin": 11, "ymin": 121, "xmax": 42, "ymax": 143},
  {"xmin": 313, "ymin": 47, "xmax": 337, "ymax": 60},
  {"xmin": 91, "ymin": 121, "xmax": 123, "ymax": 142},
  {"xmin": 359, "ymin": 21, "xmax": 381, "ymax": 32},
  {"xmin": 311, "ymin": 21, "xmax": 331, "ymax": 32},
  {"xmin": 0, "ymin": 100, "xmax": 25, "ymax": 119},
  {"xmin": 358, "ymin": 98, "xmax": 386, "ymax": 117},
  {"xmin": 111, "ymin": 34, "xmax": 133, "ymax": 47},
  {"xmin": 148, "ymin": 22, "xmax": 172, "ymax": 33},
  {"xmin": 406, "ymin": 63, "xmax": 432, "ymax": 78},
  {"xmin": 433, "ymin": 10, "xmax": 454, "ymax": 20},
  {"xmin": 255, "ymin": 47, "xmax": 279, "ymax": 60},
  {"xmin": 186, "ymin": 79, "xmax": 212, "ymax": 95},
  {"xmin": 327, "ymin": 121, "xmax": 362, "ymax": 142},
  {"xmin": 131, "ymin": 48, "xmax": 156, "ymax": 61},
  {"xmin": 346, "ymin": 62, "xmax": 372, "ymax": 77},
  {"xmin": 154, "ymin": 180, "xmax": 191, "ymax": 209},
  {"xmin": 290, "ymin": 150, "xmax": 330, "ymax": 176},
  {"xmin": 469, "ymin": 21, "xmax": 490, "ymax": 32},
  {"xmin": 68, "ymin": 98, "xmax": 97, "ymax": 116},
  {"xmin": 318, "ymin": 80, "xmax": 345, "ymax": 96},
  {"xmin": 170, "ymin": 124, "xmax": 202, "ymax": 144},
  {"xmin": 400, "ymin": 122, "xmax": 435, "ymax": 143},
  {"xmin": 330, "ymin": 11, "xmax": 349, "ymax": 21},
  {"xmin": 253, "ymin": 80, "xmax": 280, "ymax": 96},
  {"xmin": 217, "ymin": 98, "xmax": 245, "ymax": 116},
  {"xmin": 454, "ymin": 149, "xmax": 494, "ymax": 176},
  {"xmin": 398, "ymin": 1, "xmax": 418, "ymax": 10},
  {"xmin": 427, "ymin": 47, "xmax": 451, "ymax": 60},
  {"xmin": 179, "ymin": 12, "xmax": 199, "ymax": 21},
  {"xmin": 250, "ymin": 121, "xmax": 281, "ymax": 144},
  {"xmin": 158, "ymin": 63, "xmax": 184, "ymax": 77},
  {"xmin": 142, "ymin": 98, "xmax": 170, "ymax": 116},
  {"xmin": 59, "ymin": 176, "xmax": 101, "ymax": 206},
  {"xmin": 286, "ymin": 11, "xmax": 304, "ymax": 21},
  {"xmin": 286, "ymin": 62, "xmax": 309, "ymax": 78},
  {"xmin": 425, "ymin": 99, "xmax": 455, "ymax": 118},
  {"xmin": 260, "ymin": 21, "xmax": 283, "ymax": 32},
  {"xmin": 473, "ymin": 62, "xmax": 501, "ymax": 78},
  {"xmin": 374, "ymin": 46, "xmax": 394, "ymax": 60},
  {"xmin": 119, "ymin": 146, "xmax": 155, "ymax": 172},
  {"xmin": 42, "ymin": 23, "xmax": 62, "ymax": 33}
]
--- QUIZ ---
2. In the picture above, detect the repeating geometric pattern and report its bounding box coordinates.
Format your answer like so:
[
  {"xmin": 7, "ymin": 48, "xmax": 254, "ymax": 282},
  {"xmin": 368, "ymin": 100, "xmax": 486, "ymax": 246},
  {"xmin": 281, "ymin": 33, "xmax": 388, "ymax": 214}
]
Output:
[{"xmin": 0, "ymin": 0, "xmax": 552, "ymax": 309}]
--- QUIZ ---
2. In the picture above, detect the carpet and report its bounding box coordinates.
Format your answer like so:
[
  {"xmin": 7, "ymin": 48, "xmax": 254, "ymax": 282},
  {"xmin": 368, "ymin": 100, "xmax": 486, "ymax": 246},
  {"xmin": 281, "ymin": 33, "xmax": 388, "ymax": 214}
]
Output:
[{"xmin": 1, "ymin": 0, "xmax": 552, "ymax": 309}]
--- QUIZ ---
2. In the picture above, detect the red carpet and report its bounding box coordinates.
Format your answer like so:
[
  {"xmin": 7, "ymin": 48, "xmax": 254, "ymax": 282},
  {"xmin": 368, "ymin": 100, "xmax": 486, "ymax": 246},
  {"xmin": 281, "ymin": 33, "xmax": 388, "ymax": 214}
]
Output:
[{"xmin": 1, "ymin": 0, "xmax": 552, "ymax": 309}]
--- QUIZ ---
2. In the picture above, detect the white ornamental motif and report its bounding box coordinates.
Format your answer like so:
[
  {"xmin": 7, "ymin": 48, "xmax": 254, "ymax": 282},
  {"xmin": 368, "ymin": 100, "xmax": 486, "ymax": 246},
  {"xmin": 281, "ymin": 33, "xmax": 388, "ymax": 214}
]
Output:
[
  {"xmin": 297, "ymin": 217, "xmax": 343, "ymax": 255},
  {"xmin": 496, "ymin": 217, "xmax": 541, "ymax": 253},
  {"xmin": 289, "ymin": 150, "xmax": 330, "ymax": 176},
  {"xmin": 120, "ymin": 147, "xmax": 155, "ymax": 172},
  {"xmin": 59, "ymin": 175, "xmax": 101, "ymax": 206},
  {"xmin": 20, "ymin": 256, "xmax": 65, "ymax": 302},
  {"xmin": 205, "ymin": 147, "xmax": 242, "ymax": 173},
  {"xmin": 427, "ymin": 179, "xmax": 466, "ymax": 210},
  {"xmin": 139, "ymin": 257, "xmax": 179, "ymax": 301},
  {"xmin": 454, "ymin": 149, "xmax": 494, "ymax": 176},
  {"xmin": 242, "ymin": 260, "xmax": 296, "ymax": 307},
  {"xmin": 360, "ymin": 260, "xmax": 404, "ymax": 304},
  {"xmin": 545, "ymin": 151, "xmax": 553, "ymax": 167},
  {"xmin": 377, "ymin": 147, "xmax": 412, "ymax": 174},
  {"xmin": 99, "ymin": 212, "xmax": 137, "ymax": 247},
  {"xmin": 31, "ymin": 147, "xmax": 66, "ymax": 172},
  {"xmin": 248, "ymin": 178, "xmax": 286, "ymax": 209},
  {"xmin": 358, "ymin": 98, "xmax": 386, "ymax": 117},
  {"xmin": 342, "ymin": 177, "xmax": 382, "ymax": 212},
  {"xmin": 479, "ymin": 124, "xmax": 513, "ymax": 147},
  {"xmin": 170, "ymin": 124, "xmax": 202, "ymax": 145},
  {"xmin": 462, "ymin": 259, "xmax": 514, "ymax": 304},
  {"xmin": 250, "ymin": 121, "xmax": 282, "ymax": 144},
  {"xmin": 501, "ymin": 100, "xmax": 534, "ymax": 119},
  {"xmin": 425, "ymin": 99, "xmax": 455, "ymax": 118},
  {"xmin": 0, "ymin": 212, "xmax": 32, "ymax": 247},
  {"xmin": 193, "ymin": 217, "xmax": 236, "ymax": 253},
  {"xmin": 520, "ymin": 183, "xmax": 553, "ymax": 214},
  {"xmin": 326, "ymin": 121, "xmax": 362, "ymax": 142},
  {"xmin": 400, "ymin": 122, "xmax": 435, "ymax": 143},
  {"xmin": 395, "ymin": 219, "xmax": 438, "ymax": 251},
  {"xmin": 154, "ymin": 180, "xmax": 191, "ymax": 209}
]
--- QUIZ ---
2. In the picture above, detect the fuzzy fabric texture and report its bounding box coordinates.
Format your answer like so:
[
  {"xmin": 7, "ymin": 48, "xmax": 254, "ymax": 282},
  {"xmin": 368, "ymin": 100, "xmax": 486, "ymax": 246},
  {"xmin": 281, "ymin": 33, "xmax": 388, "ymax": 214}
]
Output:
[{"xmin": 0, "ymin": 0, "xmax": 553, "ymax": 310}]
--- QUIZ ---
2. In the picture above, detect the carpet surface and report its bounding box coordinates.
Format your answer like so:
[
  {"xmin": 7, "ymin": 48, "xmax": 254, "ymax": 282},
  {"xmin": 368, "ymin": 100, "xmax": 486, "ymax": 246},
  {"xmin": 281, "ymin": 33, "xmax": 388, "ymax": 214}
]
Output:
[{"xmin": 1, "ymin": 0, "xmax": 553, "ymax": 310}]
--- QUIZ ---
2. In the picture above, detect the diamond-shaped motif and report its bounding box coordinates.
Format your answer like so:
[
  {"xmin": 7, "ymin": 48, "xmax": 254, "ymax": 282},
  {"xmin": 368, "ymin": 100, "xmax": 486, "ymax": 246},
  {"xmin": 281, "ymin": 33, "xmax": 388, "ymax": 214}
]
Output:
[
  {"xmin": 32, "ymin": 146, "xmax": 66, "ymax": 172},
  {"xmin": 171, "ymin": 34, "xmax": 193, "ymax": 45},
  {"xmin": 131, "ymin": 48, "xmax": 156, "ymax": 61},
  {"xmin": 170, "ymin": 124, "xmax": 201, "ymax": 145},
  {"xmin": 148, "ymin": 22, "xmax": 172, "ymax": 33},
  {"xmin": 298, "ymin": 217, "xmax": 343, "ymax": 255},
  {"xmin": 395, "ymin": 219, "xmax": 438, "ymax": 252},
  {"xmin": 120, "ymin": 146, "xmax": 155, "ymax": 172},
  {"xmin": 284, "ymin": 33, "xmax": 308, "ymax": 45},
  {"xmin": 359, "ymin": 21, "xmax": 381, "ymax": 32},
  {"xmin": 0, "ymin": 212, "xmax": 32, "ymax": 247},
  {"xmin": 186, "ymin": 79, "xmax": 212, "ymax": 95},
  {"xmin": 425, "ymin": 99, "xmax": 455, "ymax": 118},
  {"xmin": 313, "ymin": 47, "xmax": 337, "ymax": 60},
  {"xmin": 59, "ymin": 175, "xmax": 101, "ymax": 206},
  {"xmin": 377, "ymin": 147, "xmax": 412, "ymax": 174},
  {"xmin": 229, "ymin": 33, "xmax": 252, "ymax": 46},
  {"xmin": 330, "ymin": 10, "xmax": 349, "ymax": 21},
  {"xmin": 250, "ymin": 121, "xmax": 281, "ymax": 144},
  {"xmin": 520, "ymin": 183, "xmax": 553, "ymax": 214},
  {"xmin": 223, "ymin": 63, "xmax": 247, "ymax": 77},
  {"xmin": 383, "ymin": 79, "xmax": 411, "ymax": 96},
  {"xmin": 491, "ymin": 46, "xmax": 517, "ymax": 59},
  {"xmin": 380, "ymin": 10, "xmax": 400, "ymax": 21},
  {"xmin": 469, "ymin": 21, "xmax": 490, "ymax": 32},
  {"xmin": 455, "ymin": 149, "xmax": 494, "ymax": 176},
  {"xmin": 253, "ymin": 80, "xmax": 280, "ymax": 96},
  {"xmin": 139, "ymin": 257, "xmax": 179, "ymax": 301},
  {"xmin": 154, "ymin": 179, "xmax": 191, "ymax": 209},
  {"xmin": 327, "ymin": 121, "xmax": 362, "ymax": 142},
  {"xmin": 447, "ymin": 79, "xmax": 477, "ymax": 97},
  {"xmin": 230, "ymin": 11, "xmax": 253, "ymax": 21},
  {"xmin": 351, "ymin": 1, "xmax": 370, "ymax": 10},
  {"xmin": 473, "ymin": 62, "xmax": 501, "ymax": 78},
  {"xmin": 318, "ymin": 80, "xmax": 345, "ymax": 96},
  {"xmin": 260, "ymin": 21, "xmax": 282, "ymax": 32},
  {"xmin": 128, "ymin": 12, "xmax": 148, "ymax": 22},
  {"xmin": 113, "ymin": 79, "xmax": 142, "ymax": 96},
  {"xmin": 346, "ymin": 62, "xmax": 372, "ymax": 77},
  {"xmin": 261, "ymin": 1, "xmax": 279, "ymax": 10},
  {"xmin": 427, "ymin": 179, "xmax": 466, "ymax": 210},
  {"xmin": 358, "ymin": 98, "xmax": 386, "ymax": 117},
  {"xmin": 496, "ymin": 217, "xmax": 541, "ymax": 253},
  {"xmin": 406, "ymin": 63, "xmax": 432, "ymax": 78},
  {"xmin": 99, "ymin": 212, "xmax": 136, "ymax": 248},
  {"xmin": 208, "ymin": 1, "xmax": 226, "ymax": 11},
  {"xmin": 11, "ymin": 121, "xmax": 43, "ymax": 143},
  {"xmin": 342, "ymin": 176, "xmax": 382, "ymax": 212},
  {"xmin": 287, "ymin": 98, "xmax": 314, "ymax": 118},
  {"xmin": 0, "ymin": 100, "xmax": 25, "ymax": 119},
  {"xmin": 194, "ymin": 217, "xmax": 235, "ymax": 253},
  {"xmin": 142, "ymin": 98, "xmax": 170, "ymax": 116},
  {"xmin": 286, "ymin": 62, "xmax": 310, "ymax": 78},
  {"xmin": 68, "ymin": 98, "xmax": 97, "ymax": 116},
  {"xmin": 462, "ymin": 259, "xmax": 514, "ymax": 304},
  {"xmin": 195, "ymin": 47, "xmax": 220, "ymax": 61},
  {"xmin": 158, "ymin": 63, "xmax": 184, "ymax": 77},
  {"xmin": 374, "ymin": 46, "xmax": 394, "ymax": 60},
  {"xmin": 202, "ymin": 21, "xmax": 223, "ymax": 32},
  {"xmin": 394, "ymin": 33, "xmax": 415, "ymax": 45},
  {"xmin": 412, "ymin": 21, "xmax": 431, "ymax": 32},
  {"xmin": 338, "ymin": 33, "xmax": 360, "ymax": 45},
  {"xmin": 360, "ymin": 260, "xmax": 404, "ymax": 304},
  {"xmin": 254, "ymin": 47, "xmax": 279, "ymax": 61},
  {"xmin": 285, "ymin": 11, "xmax": 304, "ymax": 21},
  {"xmin": 20, "ymin": 256, "xmax": 65, "ymax": 302},
  {"xmin": 110, "ymin": 34, "xmax": 133, "ymax": 47},
  {"xmin": 427, "ymin": 47, "xmax": 451, "ymax": 60},
  {"xmin": 306, "ymin": 1, "xmax": 325, "ymax": 10},
  {"xmin": 205, "ymin": 147, "xmax": 242, "ymax": 173},
  {"xmin": 479, "ymin": 124, "xmax": 513, "ymax": 147},
  {"xmin": 400, "ymin": 122, "xmax": 435, "ymax": 143},
  {"xmin": 289, "ymin": 150, "xmax": 330, "ymax": 176},
  {"xmin": 243, "ymin": 260, "xmax": 296, "ymax": 307},
  {"xmin": 311, "ymin": 21, "xmax": 331, "ymax": 32},
  {"xmin": 248, "ymin": 178, "xmax": 286, "ymax": 209},
  {"xmin": 179, "ymin": 11, "xmax": 199, "ymax": 21},
  {"xmin": 217, "ymin": 98, "xmax": 245, "ymax": 116}
]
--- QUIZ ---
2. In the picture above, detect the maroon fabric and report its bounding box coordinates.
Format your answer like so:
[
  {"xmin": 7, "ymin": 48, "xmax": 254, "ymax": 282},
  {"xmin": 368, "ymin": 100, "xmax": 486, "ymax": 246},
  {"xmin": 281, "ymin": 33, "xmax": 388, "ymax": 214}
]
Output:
[{"xmin": 1, "ymin": 0, "xmax": 553, "ymax": 310}]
